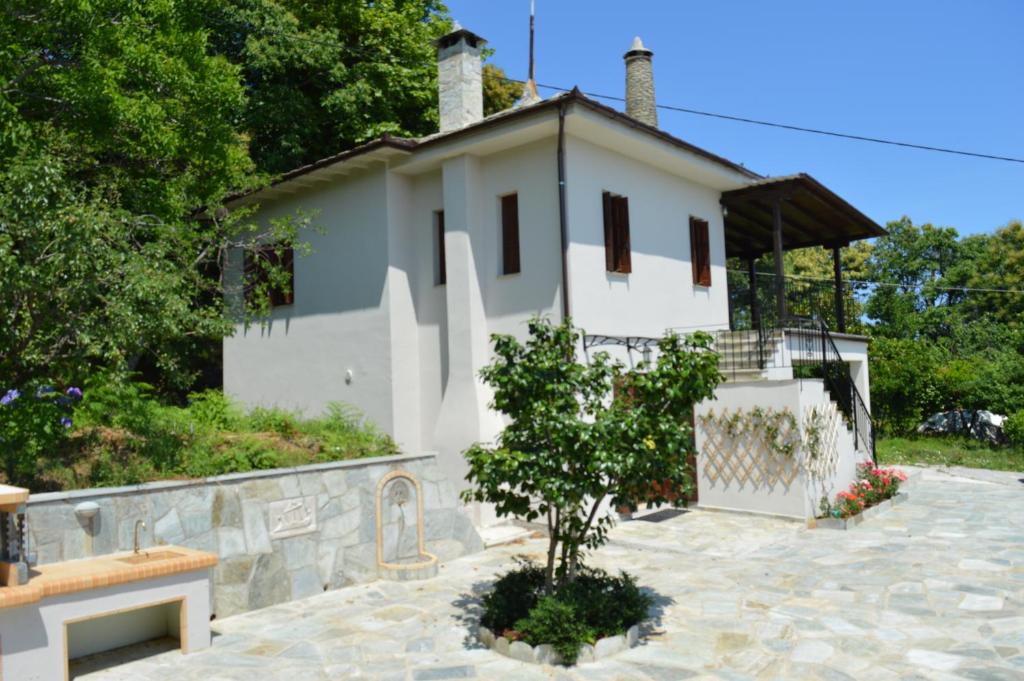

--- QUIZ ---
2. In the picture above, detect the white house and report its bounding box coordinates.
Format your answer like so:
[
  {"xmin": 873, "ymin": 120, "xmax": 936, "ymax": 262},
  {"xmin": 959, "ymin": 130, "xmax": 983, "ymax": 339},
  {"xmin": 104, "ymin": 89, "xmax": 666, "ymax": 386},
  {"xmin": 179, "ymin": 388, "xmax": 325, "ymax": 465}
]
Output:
[{"xmin": 224, "ymin": 27, "xmax": 886, "ymax": 523}]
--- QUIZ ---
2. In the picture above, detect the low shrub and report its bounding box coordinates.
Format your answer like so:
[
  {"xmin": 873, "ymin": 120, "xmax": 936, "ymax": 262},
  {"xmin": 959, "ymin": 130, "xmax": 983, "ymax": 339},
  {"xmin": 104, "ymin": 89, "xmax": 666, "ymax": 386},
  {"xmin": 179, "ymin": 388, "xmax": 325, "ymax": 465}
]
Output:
[
  {"xmin": 481, "ymin": 560, "xmax": 651, "ymax": 664},
  {"xmin": 514, "ymin": 597, "xmax": 592, "ymax": 663},
  {"xmin": 1004, "ymin": 411, "xmax": 1024, "ymax": 448},
  {"xmin": 31, "ymin": 375, "xmax": 398, "ymax": 491},
  {"xmin": 825, "ymin": 463, "xmax": 907, "ymax": 519},
  {"xmin": 0, "ymin": 384, "xmax": 83, "ymax": 485}
]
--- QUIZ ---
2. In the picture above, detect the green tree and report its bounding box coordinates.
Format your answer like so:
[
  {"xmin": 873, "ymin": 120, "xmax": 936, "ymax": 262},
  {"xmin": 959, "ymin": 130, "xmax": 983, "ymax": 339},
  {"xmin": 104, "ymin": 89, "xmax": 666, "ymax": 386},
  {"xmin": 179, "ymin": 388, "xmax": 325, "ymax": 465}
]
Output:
[
  {"xmin": 960, "ymin": 220, "xmax": 1024, "ymax": 326},
  {"xmin": 864, "ymin": 217, "xmax": 968, "ymax": 338},
  {"xmin": 204, "ymin": 0, "xmax": 452, "ymax": 175},
  {"xmin": 0, "ymin": 0, "xmax": 305, "ymax": 390},
  {"xmin": 483, "ymin": 63, "xmax": 523, "ymax": 116},
  {"xmin": 461, "ymin": 318, "xmax": 722, "ymax": 593}
]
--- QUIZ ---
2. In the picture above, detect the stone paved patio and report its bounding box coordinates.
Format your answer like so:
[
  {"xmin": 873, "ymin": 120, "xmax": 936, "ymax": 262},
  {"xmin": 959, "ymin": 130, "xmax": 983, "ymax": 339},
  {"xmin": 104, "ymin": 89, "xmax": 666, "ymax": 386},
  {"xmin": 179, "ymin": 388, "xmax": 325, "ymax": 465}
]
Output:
[{"xmin": 76, "ymin": 467, "xmax": 1024, "ymax": 680}]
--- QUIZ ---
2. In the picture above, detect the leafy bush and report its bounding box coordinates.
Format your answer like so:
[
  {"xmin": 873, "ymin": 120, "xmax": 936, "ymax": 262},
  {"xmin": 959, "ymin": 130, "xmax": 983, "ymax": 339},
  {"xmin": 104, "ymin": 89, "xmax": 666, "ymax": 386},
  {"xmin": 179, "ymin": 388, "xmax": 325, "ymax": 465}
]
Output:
[
  {"xmin": 825, "ymin": 464, "xmax": 907, "ymax": 519},
  {"xmin": 870, "ymin": 323, "xmax": 1024, "ymax": 436},
  {"xmin": 514, "ymin": 597, "xmax": 592, "ymax": 664},
  {"xmin": 0, "ymin": 384, "xmax": 82, "ymax": 485},
  {"xmin": 1005, "ymin": 411, "xmax": 1024, "ymax": 448},
  {"xmin": 481, "ymin": 561, "xmax": 652, "ymax": 665},
  {"xmin": 32, "ymin": 375, "xmax": 397, "ymax": 491}
]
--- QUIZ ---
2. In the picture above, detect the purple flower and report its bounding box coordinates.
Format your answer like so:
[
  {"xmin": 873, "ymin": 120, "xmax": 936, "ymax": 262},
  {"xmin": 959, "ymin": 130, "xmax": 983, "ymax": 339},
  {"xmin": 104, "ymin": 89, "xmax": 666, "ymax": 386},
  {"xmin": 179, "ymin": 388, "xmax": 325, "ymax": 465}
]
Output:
[
  {"xmin": 60, "ymin": 417, "xmax": 73, "ymax": 429},
  {"xmin": 35, "ymin": 385, "xmax": 56, "ymax": 398},
  {"xmin": 66, "ymin": 386, "xmax": 83, "ymax": 400},
  {"xmin": 0, "ymin": 389, "xmax": 19, "ymax": 406}
]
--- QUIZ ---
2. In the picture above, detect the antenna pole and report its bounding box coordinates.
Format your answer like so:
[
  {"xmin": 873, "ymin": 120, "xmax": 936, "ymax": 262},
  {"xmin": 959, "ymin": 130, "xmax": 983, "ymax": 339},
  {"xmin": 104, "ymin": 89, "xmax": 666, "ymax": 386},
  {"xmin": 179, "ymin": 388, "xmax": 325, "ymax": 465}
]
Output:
[
  {"xmin": 528, "ymin": 0, "xmax": 535, "ymax": 83},
  {"xmin": 526, "ymin": 0, "xmax": 539, "ymax": 101}
]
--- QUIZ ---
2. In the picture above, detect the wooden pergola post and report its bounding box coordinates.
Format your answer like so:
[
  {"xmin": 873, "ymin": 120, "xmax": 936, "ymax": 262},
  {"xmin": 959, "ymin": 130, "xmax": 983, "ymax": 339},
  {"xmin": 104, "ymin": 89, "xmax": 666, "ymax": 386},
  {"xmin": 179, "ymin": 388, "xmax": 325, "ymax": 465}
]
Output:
[
  {"xmin": 746, "ymin": 256, "xmax": 760, "ymax": 329},
  {"xmin": 832, "ymin": 245, "xmax": 846, "ymax": 333},
  {"xmin": 772, "ymin": 198, "xmax": 786, "ymax": 322}
]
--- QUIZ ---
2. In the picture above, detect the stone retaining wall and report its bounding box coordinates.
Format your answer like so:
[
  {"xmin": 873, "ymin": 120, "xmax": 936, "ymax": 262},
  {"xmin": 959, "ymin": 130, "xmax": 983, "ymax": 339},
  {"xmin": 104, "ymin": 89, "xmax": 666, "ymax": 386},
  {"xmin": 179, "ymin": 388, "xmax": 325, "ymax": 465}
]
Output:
[{"xmin": 26, "ymin": 453, "xmax": 482, "ymax": 618}]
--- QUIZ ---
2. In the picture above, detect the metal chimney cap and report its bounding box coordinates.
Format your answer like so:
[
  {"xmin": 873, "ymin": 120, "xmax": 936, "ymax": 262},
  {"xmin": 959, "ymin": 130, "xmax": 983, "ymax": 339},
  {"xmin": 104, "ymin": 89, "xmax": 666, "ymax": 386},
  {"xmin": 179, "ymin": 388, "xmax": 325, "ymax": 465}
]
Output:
[{"xmin": 624, "ymin": 36, "xmax": 653, "ymax": 59}]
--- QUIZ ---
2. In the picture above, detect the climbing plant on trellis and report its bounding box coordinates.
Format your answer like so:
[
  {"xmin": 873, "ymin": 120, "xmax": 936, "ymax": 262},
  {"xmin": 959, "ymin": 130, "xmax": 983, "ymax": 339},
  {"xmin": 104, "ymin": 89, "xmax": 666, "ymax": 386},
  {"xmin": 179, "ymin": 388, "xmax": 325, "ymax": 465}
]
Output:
[
  {"xmin": 802, "ymin": 402, "xmax": 842, "ymax": 480},
  {"xmin": 698, "ymin": 407, "xmax": 802, "ymax": 491}
]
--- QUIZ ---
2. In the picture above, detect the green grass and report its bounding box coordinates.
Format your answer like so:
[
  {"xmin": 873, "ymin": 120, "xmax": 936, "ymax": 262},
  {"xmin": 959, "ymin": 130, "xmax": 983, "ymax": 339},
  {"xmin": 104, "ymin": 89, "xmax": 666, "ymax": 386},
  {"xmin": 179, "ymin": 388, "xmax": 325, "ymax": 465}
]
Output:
[
  {"xmin": 876, "ymin": 435, "xmax": 1024, "ymax": 472},
  {"xmin": 35, "ymin": 377, "xmax": 398, "ymax": 491}
]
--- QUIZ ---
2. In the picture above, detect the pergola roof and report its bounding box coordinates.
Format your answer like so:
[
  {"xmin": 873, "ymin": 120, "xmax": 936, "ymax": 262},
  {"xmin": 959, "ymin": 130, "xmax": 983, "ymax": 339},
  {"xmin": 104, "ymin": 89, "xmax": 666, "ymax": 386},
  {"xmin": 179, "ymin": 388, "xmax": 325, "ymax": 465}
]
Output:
[{"xmin": 720, "ymin": 173, "xmax": 886, "ymax": 258}]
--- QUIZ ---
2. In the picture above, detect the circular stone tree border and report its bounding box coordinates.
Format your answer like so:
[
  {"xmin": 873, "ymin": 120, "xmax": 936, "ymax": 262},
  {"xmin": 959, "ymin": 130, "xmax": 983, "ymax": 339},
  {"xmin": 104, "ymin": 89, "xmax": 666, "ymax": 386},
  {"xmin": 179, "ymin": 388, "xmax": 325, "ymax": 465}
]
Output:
[{"xmin": 478, "ymin": 624, "xmax": 642, "ymax": 665}]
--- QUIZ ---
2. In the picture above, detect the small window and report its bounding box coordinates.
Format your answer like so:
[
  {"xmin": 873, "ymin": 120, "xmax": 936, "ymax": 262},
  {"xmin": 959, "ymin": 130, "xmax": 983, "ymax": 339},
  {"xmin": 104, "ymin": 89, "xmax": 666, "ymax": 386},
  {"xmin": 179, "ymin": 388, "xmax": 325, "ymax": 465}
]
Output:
[
  {"xmin": 500, "ymin": 193, "xmax": 521, "ymax": 275},
  {"xmin": 689, "ymin": 216, "xmax": 711, "ymax": 287},
  {"xmin": 435, "ymin": 210, "xmax": 446, "ymax": 285},
  {"xmin": 602, "ymin": 191, "xmax": 631, "ymax": 274},
  {"xmin": 244, "ymin": 245, "xmax": 294, "ymax": 307}
]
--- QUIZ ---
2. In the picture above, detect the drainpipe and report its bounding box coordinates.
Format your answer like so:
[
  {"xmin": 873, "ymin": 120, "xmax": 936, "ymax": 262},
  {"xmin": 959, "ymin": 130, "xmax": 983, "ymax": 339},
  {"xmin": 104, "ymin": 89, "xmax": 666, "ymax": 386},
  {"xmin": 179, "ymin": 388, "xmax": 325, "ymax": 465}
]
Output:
[{"xmin": 557, "ymin": 101, "xmax": 571, "ymax": 320}]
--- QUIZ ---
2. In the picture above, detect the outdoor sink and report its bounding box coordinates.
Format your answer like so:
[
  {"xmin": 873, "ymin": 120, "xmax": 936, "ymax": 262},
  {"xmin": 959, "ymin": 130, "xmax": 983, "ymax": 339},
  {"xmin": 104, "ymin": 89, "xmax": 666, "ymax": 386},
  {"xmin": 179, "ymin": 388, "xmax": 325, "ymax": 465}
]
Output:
[{"xmin": 115, "ymin": 550, "xmax": 184, "ymax": 565}]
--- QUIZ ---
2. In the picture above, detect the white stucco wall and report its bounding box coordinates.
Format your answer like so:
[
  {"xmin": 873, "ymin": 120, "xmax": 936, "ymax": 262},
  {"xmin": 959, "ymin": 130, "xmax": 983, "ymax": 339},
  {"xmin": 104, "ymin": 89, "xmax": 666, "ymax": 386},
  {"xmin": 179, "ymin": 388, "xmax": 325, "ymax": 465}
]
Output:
[
  {"xmin": 403, "ymin": 141, "xmax": 564, "ymax": 494},
  {"xmin": 563, "ymin": 134, "xmax": 731, "ymax": 343},
  {"xmin": 0, "ymin": 570, "xmax": 210, "ymax": 681},
  {"xmin": 223, "ymin": 169, "xmax": 397, "ymax": 437}
]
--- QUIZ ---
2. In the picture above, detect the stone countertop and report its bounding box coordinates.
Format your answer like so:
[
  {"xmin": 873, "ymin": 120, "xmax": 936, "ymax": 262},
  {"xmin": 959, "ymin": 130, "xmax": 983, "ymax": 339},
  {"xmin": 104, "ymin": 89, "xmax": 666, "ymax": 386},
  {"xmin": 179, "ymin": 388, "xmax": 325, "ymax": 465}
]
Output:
[
  {"xmin": 0, "ymin": 546, "xmax": 218, "ymax": 610},
  {"xmin": 0, "ymin": 484, "xmax": 29, "ymax": 508}
]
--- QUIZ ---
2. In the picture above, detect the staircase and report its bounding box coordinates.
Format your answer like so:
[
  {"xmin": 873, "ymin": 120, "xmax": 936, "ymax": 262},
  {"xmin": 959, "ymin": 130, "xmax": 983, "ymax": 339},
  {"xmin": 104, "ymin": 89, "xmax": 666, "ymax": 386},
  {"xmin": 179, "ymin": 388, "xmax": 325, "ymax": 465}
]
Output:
[
  {"xmin": 713, "ymin": 328, "xmax": 782, "ymax": 382},
  {"xmin": 712, "ymin": 319, "xmax": 876, "ymax": 462}
]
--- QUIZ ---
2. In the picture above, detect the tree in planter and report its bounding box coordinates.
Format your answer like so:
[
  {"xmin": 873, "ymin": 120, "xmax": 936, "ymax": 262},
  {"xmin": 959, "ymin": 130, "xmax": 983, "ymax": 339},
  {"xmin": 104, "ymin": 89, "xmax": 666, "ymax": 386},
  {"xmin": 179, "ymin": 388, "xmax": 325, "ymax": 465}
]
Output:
[{"xmin": 461, "ymin": 318, "xmax": 722, "ymax": 594}]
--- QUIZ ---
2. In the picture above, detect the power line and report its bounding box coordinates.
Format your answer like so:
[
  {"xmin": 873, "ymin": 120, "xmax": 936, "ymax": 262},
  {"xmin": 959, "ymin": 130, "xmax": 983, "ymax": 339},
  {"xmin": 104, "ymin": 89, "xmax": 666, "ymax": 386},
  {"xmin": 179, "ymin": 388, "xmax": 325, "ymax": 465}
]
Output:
[
  {"xmin": 517, "ymin": 80, "xmax": 1024, "ymax": 165},
  {"xmin": 206, "ymin": 20, "xmax": 1024, "ymax": 165},
  {"xmin": 732, "ymin": 269, "xmax": 1024, "ymax": 295}
]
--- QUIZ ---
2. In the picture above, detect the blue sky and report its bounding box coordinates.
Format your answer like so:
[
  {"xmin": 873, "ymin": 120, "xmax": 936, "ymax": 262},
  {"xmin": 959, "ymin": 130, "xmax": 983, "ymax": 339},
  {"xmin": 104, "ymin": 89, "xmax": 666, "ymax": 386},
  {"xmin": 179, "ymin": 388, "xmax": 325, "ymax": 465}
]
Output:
[{"xmin": 446, "ymin": 1, "xmax": 1023, "ymax": 236}]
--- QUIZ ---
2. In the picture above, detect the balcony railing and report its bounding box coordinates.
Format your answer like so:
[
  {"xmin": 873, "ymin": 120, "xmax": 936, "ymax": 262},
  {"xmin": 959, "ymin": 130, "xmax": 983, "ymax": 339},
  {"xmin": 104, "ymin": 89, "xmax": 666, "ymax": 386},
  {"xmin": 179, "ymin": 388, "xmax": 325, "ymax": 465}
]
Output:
[{"xmin": 727, "ymin": 270, "xmax": 862, "ymax": 334}]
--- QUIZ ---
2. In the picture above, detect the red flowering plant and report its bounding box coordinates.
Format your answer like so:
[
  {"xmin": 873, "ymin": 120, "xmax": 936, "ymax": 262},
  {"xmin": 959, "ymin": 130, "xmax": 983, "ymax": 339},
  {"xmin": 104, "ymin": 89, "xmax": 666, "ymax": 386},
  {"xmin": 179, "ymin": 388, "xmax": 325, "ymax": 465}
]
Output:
[{"xmin": 828, "ymin": 463, "xmax": 907, "ymax": 519}]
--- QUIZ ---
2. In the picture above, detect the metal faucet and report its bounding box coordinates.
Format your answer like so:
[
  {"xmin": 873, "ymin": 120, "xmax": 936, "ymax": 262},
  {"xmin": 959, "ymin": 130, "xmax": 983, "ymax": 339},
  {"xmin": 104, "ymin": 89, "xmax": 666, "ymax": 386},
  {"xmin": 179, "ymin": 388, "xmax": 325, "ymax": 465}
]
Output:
[{"xmin": 133, "ymin": 519, "xmax": 146, "ymax": 554}]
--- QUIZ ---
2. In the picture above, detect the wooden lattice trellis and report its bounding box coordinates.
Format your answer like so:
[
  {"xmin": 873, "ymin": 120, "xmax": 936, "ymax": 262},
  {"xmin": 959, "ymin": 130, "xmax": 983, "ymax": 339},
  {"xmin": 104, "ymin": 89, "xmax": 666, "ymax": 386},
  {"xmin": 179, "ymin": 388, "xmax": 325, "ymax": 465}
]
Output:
[
  {"xmin": 802, "ymin": 402, "xmax": 843, "ymax": 480},
  {"xmin": 698, "ymin": 408, "xmax": 801, "ymax": 492}
]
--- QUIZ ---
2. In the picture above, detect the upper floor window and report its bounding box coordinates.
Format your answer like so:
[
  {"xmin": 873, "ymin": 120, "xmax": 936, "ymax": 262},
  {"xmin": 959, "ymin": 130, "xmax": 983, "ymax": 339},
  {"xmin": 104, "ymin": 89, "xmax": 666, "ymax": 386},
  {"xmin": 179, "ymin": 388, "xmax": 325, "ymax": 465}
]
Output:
[
  {"xmin": 500, "ymin": 193, "xmax": 521, "ymax": 275},
  {"xmin": 602, "ymin": 191, "xmax": 631, "ymax": 274},
  {"xmin": 689, "ymin": 216, "xmax": 711, "ymax": 287},
  {"xmin": 435, "ymin": 210, "xmax": 446, "ymax": 285},
  {"xmin": 244, "ymin": 245, "xmax": 294, "ymax": 308}
]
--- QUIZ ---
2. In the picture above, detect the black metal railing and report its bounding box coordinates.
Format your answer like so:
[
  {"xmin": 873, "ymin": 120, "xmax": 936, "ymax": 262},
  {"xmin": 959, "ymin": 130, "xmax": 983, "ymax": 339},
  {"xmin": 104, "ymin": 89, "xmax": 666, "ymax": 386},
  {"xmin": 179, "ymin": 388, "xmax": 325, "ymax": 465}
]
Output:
[
  {"xmin": 727, "ymin": 270, "xmax": 861, "ymax": 334},
  {"xmin": 788, "ymin": 317, "xmax": 876, "ymax": 462}
]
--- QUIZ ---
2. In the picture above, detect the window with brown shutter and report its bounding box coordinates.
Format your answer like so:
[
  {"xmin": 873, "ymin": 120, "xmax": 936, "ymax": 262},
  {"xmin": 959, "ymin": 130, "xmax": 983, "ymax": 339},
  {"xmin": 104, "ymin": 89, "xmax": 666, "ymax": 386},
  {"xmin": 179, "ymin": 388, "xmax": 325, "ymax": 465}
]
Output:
[
  {"xmin": 244, "ymin": 245, "xmax": 294, "ymax": 308},
  {"xmin": 602, "ymin": 191, "xmax": 632, "ymax": 274},
  {"xmin": 500, "ymin": 193, "xmax": 520, "ymax": 275},
  {"xmin": 435, "ymin": 210, "xmax": 446, "ymax": 285},
  {"xmin": 690, "ymin": 216, "xmax": 711, "ymax": 287}
]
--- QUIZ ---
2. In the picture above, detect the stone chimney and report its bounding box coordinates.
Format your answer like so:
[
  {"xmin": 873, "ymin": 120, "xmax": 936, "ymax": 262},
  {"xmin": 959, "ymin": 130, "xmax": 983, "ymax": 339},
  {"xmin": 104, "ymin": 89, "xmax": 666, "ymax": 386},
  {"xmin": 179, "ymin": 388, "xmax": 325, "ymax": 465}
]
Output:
[
  {"xmin": 435, "ymin": 24, "xmax": 486, "ymax": 132},
  {"xmin": 624, "ymin": 36, "xmax": 657, "ymax": 127}
]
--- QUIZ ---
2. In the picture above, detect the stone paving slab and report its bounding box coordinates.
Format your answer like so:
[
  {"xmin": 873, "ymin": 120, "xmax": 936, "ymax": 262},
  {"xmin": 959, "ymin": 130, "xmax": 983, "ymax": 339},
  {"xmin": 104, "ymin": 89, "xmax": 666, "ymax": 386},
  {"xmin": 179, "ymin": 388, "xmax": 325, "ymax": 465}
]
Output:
[{"xmin": 75, "ymin": 468, "xmax": 1024, "ymax": 680}]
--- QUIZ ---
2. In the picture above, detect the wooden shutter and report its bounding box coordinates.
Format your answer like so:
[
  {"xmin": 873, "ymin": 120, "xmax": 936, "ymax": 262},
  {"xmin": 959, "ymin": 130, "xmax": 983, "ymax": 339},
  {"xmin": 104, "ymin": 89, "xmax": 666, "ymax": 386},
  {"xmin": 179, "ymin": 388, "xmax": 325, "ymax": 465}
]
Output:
[
  {"xmin": 501, "ymin": 193, "xmax": 520, "ymax": 275},
  {"xmin": 270, "ymin": 247, "xmax": 295, "ymax": 306},
  {"xmin": 436, "ymin": 211, "xmax": 446, "ymax": 285},
  {"xmin": 245, "ymin": 245, "xmax": 294, "ymax": 307},
  {"xmin": 602, "ymin": 191, "xmax": 615, "ymax": 271},
  {"xmin": 612, "ymin": 195, "xmax": 632, "ymax": 273},
  {"xmin": 690, "ymin": 216, "xmax": 711, "ymax": 286}
]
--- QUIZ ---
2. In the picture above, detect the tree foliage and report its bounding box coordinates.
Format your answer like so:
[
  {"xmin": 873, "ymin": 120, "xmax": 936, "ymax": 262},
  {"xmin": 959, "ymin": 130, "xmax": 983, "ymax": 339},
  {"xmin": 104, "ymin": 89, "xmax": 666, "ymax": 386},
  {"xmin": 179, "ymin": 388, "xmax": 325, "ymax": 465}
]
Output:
[
  {"xmin": 0, "ymin": 0, "xmax": 285, "ymax": 389},
  {"xmin": 204, "ymin": 0, "xmax": 452, "ymax": 175},
  {"xmin": 461, "ymin": 318, "xmax": 722, "ymax": 593},
  {"xmin": 482, "ymin": 63, "xmax": 523, "ymax": 116},
  {"xmin": 864, "ymin": 217, "xmax": 1024, "ymax": 433}
]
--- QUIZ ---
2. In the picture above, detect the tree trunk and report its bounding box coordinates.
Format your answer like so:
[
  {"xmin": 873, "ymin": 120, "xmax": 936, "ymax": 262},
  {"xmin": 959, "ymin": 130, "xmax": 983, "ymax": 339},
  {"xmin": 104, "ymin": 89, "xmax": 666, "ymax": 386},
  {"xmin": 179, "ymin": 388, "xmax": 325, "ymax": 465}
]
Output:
[{"xmin": 544, "ymin": 508, "xmax": 559, "ymax": 595}]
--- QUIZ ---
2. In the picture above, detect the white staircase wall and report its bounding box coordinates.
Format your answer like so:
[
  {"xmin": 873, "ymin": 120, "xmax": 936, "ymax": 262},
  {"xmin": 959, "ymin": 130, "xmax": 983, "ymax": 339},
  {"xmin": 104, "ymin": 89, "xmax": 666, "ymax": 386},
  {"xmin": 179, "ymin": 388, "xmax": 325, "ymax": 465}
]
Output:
[{"xmin": 694, "ymin": 379, "xmax": 864, "ymax": 520}]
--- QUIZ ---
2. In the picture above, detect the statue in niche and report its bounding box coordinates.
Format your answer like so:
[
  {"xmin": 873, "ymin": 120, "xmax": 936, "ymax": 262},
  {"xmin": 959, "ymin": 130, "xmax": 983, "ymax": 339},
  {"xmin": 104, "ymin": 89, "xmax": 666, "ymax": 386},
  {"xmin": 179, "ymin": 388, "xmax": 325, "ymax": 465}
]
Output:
[
  {"xmin": 386, "ymin": 479, "xmax": 416, "ymax": 563},
  {"xmin": 374, "ymin": 470, "xmax": 437, "ymax": 579}
]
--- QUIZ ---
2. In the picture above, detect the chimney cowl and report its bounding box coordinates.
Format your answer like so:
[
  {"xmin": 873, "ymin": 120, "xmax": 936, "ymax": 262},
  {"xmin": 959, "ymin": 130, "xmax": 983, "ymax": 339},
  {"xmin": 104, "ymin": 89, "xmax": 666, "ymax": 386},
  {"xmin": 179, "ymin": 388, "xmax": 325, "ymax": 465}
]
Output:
[
  {"xmin": 435, "ymin": 23, "xmax": 487, "ymax": 132},
  {"xmin": 624, "ymin": 36, "xmax": 657, "ymax": 127}
]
